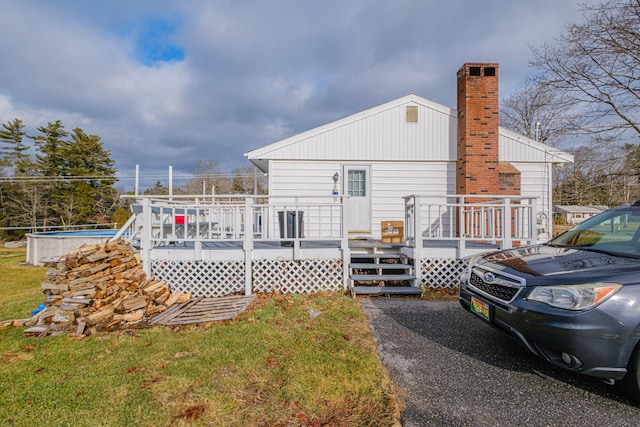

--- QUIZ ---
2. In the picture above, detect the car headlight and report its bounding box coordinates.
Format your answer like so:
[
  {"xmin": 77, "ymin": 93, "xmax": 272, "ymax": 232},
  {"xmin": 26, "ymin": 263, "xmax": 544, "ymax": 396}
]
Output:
[{"xmin": 526, "ymin": 283, "xmax": 622, "ymax": 310}]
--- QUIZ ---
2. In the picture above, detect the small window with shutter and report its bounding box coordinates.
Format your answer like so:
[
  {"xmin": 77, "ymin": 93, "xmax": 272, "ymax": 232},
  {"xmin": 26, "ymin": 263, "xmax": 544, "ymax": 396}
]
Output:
[{"xmin": 406, "ymin": 105, "xmax": 418, "ymax": 123}]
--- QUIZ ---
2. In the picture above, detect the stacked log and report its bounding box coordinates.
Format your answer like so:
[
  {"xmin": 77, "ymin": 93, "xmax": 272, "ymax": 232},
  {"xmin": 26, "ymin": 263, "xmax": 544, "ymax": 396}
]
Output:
[{"xmin": 24, "ymin": 240, "xmax": 190, "ymax": 336}]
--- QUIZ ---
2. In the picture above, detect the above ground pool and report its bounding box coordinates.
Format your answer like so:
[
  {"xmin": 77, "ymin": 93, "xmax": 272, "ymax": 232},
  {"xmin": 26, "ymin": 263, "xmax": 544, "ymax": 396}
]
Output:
[{"xmin": 26, "ymin": 229, "xmax": 120, "ymax": 266}]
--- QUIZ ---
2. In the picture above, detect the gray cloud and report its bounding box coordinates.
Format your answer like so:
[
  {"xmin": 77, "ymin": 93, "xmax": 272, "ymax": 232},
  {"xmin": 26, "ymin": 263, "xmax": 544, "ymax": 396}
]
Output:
[{"xmin": 0, "ymin": 0, "xmax": 595, "ymax": 190}]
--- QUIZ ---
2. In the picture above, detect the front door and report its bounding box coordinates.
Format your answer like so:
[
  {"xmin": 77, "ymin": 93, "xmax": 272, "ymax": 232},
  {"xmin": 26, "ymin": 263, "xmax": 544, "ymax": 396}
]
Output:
[{"xmin": 344, "ymin": 165, "xmax": 371, "ymax": 233}]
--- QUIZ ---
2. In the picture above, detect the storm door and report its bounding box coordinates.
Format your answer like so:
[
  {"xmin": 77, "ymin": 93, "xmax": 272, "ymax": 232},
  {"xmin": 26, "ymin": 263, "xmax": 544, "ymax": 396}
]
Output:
[{"xmin": 343, "ymin": 165, "xmax": 371, "ymax": 233}]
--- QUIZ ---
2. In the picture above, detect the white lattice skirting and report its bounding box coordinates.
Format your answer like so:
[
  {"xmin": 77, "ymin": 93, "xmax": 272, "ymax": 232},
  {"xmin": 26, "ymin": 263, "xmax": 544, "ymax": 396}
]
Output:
[
  {"xmin": 252, "ymin": 259, "xmax": 343, "ymax": 293},
  {"xmin": 151, "ymin": 260, "xmax": 245, "ymax": 298},
  {"xmin": 151, "ymin": 258, "xmax": 344, "ymax": 297},
  {"xmin": 418, "ymin": 258, "xmax": 468, "ymax": 289},
  {"xmin": 151, "ymin": 257, "xmax": 465, "ymax": 297}
]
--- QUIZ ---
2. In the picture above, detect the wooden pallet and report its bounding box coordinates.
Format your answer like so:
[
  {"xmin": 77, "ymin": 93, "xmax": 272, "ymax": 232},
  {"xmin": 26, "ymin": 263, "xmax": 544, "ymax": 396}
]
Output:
[{"xmin": 147, "ymin": 295, "xmax": 256, "ymax": 326}]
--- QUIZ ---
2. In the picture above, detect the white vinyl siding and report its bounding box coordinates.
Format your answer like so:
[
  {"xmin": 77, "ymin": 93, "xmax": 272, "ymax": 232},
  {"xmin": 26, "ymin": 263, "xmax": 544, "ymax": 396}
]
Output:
[
  {"xmin": 247, "ymin": 93, "xmax": 573, "ymax": 240},
  {"xmin": 499, "ymin": 130, "xmax": 571, "ymax": 163},
  {"xmin": 269, "ymin": 161, "xmax": 342, "ymax": 197},
  {"xmin": 268, "ymin": 160, "xmax": 454, "ymax": 237},
  {"xmin": 511, "ymin": 162, "xmax": 553, "ymax": 227},
  {"xmin": 248, "ymin": 95, "xmax": 457, "ymax": 163},
  {"xmin": 269, "ymin": 105, "xmax": 454, "ymax": 161}
]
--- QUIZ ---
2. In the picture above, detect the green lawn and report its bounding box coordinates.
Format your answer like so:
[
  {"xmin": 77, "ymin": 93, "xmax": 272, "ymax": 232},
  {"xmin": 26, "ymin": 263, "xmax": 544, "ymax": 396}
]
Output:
[{"xmin": 0, "ymin": 248, "xmax": 399, "ymax": 426}]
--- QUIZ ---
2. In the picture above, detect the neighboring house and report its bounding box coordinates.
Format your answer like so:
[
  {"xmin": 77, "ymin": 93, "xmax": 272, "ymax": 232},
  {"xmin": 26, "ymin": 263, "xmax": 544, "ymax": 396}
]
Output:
[
  {"xmin": 554, "ymin": 205, "xmax": 608, "ymax": 224},
  {"xmin": 246, "ymin": 63, "xmax": 573, "ymax": 240}
]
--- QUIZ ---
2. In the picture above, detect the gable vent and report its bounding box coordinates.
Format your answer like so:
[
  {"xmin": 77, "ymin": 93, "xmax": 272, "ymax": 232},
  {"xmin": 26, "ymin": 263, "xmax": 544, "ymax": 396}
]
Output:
[{"xmin": 406, "ymin": 105, "xmax": 418, "ymax": 123}]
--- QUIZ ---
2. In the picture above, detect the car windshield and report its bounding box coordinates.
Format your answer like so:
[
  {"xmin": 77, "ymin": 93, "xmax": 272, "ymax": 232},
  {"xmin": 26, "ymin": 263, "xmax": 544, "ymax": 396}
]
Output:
[{"xmin": 549, "ymin": 206, "xmax": 640, "ymax": 257}]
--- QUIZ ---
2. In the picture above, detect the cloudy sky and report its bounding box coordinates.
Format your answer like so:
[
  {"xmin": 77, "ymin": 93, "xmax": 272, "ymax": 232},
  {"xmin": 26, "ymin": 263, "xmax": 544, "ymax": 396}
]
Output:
[{"xmin": 0, "ymin": 0, "xmax": 594, "ymax": 190}]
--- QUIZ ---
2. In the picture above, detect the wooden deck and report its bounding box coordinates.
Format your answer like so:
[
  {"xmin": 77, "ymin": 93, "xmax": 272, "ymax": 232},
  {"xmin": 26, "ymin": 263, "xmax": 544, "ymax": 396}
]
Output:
[
  {"xmin": 152, "ymin": 238, "xmax": 499, "ymax": 252},
  {"xmin": 120, "ymin": 195, "xmax": 538, "ymax": 296},
  {"xmin": 152, "ymin": 240, "xmax": 341, "ymax": 250}
]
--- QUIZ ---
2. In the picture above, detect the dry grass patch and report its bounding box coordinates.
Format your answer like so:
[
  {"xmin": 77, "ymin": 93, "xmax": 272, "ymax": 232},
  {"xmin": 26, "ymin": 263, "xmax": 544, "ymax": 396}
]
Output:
[
  {"xmin": 421, "ymin": 286, "xmax": 459, "ymax": 301},
  {"xmin": 1, "ymin": 249, "xmax": 400, "ymax": 426}
]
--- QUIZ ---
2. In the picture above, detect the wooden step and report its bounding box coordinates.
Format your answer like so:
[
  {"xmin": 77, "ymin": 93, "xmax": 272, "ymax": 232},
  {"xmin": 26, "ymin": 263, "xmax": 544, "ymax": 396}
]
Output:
[
  {"xmin": 350, "ymin": 263, "xmax": 412, "ymax": 270},
  {"xmin": 352, "ymin": 286, "xmax": 422, "ymax": 296},
  {"xmin": 350, "ymin": 274, "xmax": 416, "ymax": 282}
]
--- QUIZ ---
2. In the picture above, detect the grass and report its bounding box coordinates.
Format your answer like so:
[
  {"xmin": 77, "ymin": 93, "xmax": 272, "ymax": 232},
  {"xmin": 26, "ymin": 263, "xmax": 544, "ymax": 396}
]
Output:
[
  {"xmin": 0, "ymin": 248, "xmax": 47, "ymax": 321},
  {"xmin": 0, "ymin": 248, "xmax": 400, "ymax": 427}
]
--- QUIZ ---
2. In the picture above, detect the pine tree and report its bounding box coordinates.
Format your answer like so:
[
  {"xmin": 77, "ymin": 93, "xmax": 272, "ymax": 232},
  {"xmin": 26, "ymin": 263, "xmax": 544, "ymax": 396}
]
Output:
[
  {"xmin": 31, "ymin": 120, "xmax": 69, "ymax": 176},
  {"xmin": 53, "ymin": 127, "xmax": 118, "ymax": 224},
  {"xmin": 0, "ymin": 118, "xmax": 30, "ymax": 174},
  {"xmin": 27, "ymin": 121, "xmax": 70, "ymax": 228}
]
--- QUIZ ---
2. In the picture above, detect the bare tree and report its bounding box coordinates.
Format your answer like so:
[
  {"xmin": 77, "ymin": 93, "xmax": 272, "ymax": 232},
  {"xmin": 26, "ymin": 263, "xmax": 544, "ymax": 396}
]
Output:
[
  {"xmin": 554, "ymin": 139, "xmax": 640, "ymax": 207},
  {"xmin": 531, "ymin": 0, "xmax": 640, "ymax": 140},
  {"xmin": 528, "ymin": 0, "xmax": 640, "ymax": 206},
  {"xmin": 500, "ymin": 76, "xmax": 576, "ymax": 146},
  {"xmin": 5, "ymin": 182, "xmax": 46, "ymax": 231},
  {"xmin": 182, "ymin": 160, "xmax": 232, "ymax": 195}
]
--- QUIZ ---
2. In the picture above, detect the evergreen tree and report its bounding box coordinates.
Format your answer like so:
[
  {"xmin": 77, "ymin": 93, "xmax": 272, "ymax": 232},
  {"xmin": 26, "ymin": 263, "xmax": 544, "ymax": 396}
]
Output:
[
  {"xmin": 144, "ymin": 181, "xmax": 170, "ymax": 195},
  {"xmin": 54, "ymin": 128, "xmax": 117, "ymax": 224},
  {"xmin": 31, "ymin": 120, "xmax": 69, "ymax": 177},
  {"xmin": 0, "ymin": 118, "xmax": 30, "ymax": 174},
  {"xmin": 28, "ymin": 121, "xmax": 70, "ymax": 228},
  {"xmin": 231, "ymin": 170, "xmax": 246, "ymax": 194},
  {"xmin": 0, "ymin": 119, "xmax": 121, "ymax": 238}
]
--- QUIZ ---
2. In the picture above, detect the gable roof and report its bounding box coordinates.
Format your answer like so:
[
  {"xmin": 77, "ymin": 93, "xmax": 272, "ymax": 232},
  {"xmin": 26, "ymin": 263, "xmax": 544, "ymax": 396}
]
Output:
[
  {"xmin": 498, "ymin": 126, "xmax": 574, "ymax": 164},
  {"xmin": 245, "ymin": 94, "xmax": 573, "ymax": 172}
]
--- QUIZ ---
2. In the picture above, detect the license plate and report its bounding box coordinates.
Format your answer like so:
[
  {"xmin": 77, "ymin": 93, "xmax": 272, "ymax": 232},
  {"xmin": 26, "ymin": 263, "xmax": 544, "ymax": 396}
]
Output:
[{"xmin": 470, "ymin": 297, "xmax": 490, "ymax": 321}]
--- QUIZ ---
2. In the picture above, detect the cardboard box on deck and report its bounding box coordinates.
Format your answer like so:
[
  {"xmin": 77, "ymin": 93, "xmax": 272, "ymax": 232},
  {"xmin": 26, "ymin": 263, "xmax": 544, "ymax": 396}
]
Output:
[{"xmin": 381, "ymin": 221, "xmax": 404, "ymax": 243}]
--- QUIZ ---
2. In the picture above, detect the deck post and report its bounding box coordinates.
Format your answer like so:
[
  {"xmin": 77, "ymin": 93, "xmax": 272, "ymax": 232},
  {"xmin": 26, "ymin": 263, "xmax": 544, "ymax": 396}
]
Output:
[
  {"xmin": 529, "ymin": 198, "xmax": 538, "ymax": 245},
  {"xmin": 243, "ymin": 198, "xmax": 254, "ymax": 295},
  {"xmin": 502, "ymin": 197, "xmax": 512, "ymax": 249},
  {"xmin": 141, "ymin": 198, "xmax": 152, "ymax": 277},
  {"xmin": 341, "ymin": 195, "xmax": 350, "ymax": 291},
  {"xmin": 194, "ymin": 241, "xmax": 202, "ymax": 260},
  {"xmin": 293, "ymin": 197, "xmax": 301, "ymax": 260},
  {"xmin": 412, "ymin": 196, "xmax": 423, "ymax": 285},
  {"xmin": 457, "ymin": 195, "xmax": 466, "ymax": 259}
]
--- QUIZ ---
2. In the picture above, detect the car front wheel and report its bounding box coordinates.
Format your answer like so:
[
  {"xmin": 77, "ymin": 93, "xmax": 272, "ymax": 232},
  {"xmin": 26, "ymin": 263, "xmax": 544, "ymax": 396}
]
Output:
[{"xmin": 617, "ymin": 344, "xmax": 640, "ymax": 402}]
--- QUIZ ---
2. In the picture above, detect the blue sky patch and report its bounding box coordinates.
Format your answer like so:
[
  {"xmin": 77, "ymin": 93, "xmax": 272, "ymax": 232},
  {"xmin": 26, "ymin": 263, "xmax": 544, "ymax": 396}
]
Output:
[{"xmin": 133, "ymin": 18, "xmax": 185, "ymax": 66}]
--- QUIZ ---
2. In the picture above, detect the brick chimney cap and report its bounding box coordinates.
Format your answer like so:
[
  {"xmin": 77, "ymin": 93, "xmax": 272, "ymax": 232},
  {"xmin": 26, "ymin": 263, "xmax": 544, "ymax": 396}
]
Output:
[
  {"xmin": 460, "ymin": 62, "xmax": 499, "ymax": 68},
  {"xmin": 457, "ymin": 63, "xmax": 499, "ymax": 77}
]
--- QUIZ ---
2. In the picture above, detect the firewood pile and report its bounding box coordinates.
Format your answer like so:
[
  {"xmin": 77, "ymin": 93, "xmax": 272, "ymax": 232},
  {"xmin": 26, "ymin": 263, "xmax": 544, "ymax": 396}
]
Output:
[{"xmin": 23, "ymin": 240, "xmax": 190, "ymax": 337}]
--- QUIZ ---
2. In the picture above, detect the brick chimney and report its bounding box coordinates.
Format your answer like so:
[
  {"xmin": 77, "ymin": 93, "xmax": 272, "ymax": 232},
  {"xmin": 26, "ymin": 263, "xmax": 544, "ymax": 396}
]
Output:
[{"xmin": 456, "ymin": 63, "xmax": 519, "ymax": 196}]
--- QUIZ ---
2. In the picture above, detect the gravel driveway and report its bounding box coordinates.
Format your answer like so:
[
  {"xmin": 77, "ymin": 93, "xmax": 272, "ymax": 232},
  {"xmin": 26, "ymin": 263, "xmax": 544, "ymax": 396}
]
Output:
[{"xmin": 361, "ymin": 298, "xmax": 640, "ymax": 427}]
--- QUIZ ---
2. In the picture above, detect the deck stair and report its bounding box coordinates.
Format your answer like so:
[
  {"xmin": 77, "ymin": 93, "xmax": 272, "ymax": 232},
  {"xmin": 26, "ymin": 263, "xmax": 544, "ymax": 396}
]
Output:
[{"xmin": 349, "ymin": 244, "xmax": 421, "ymax": 297}]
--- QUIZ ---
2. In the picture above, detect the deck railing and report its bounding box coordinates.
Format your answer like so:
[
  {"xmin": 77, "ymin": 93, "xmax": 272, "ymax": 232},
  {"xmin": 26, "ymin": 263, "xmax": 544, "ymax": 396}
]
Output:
[
  {"xmin": 113, "ymin": 194, "xmax": 542, "ymax": 295},
  {"xmin": 403, "ymin": 194, "xmax": 539, "ymax": 257},
  {"xmin": 119, "ymin": 195, "xmax": 347, "ymax": 241},
  {"xmin": 116, "ymin": 194, "xmax": 350, "ymax": 286}
]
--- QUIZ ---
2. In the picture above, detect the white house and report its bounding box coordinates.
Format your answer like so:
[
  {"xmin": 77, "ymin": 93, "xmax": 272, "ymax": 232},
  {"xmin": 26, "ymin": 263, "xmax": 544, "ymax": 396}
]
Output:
[
  {"xmin": 554, "ymin": 205, "xmax": 608, "ymax": 224},
  {"xmin": 107, "ymin": 63, "xmax": 575, "ymax": 298},
  {"xmin": 246, "ymin": 63, "xmax": 573, "ymax": 240}
]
